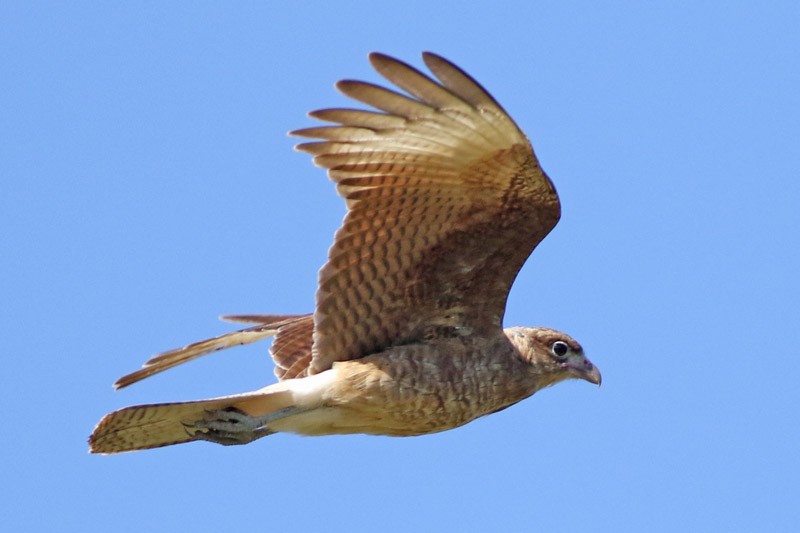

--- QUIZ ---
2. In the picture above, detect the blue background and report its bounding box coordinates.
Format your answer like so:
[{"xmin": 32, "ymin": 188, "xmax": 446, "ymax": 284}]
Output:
[{"xmin": 2, "ymin": 2, "xmax": 798, "ymax": 531}]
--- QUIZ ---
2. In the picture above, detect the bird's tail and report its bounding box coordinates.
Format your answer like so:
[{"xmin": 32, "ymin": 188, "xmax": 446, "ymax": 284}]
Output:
[{"xmin": 89, "ymin": 384, "xmax": 297, "ymax": 454}]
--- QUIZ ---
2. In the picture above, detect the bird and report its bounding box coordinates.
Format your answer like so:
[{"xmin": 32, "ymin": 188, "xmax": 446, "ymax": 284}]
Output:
[{"xmin": 89, "ymin": 51, "xmax": 601, "ymax": 454}]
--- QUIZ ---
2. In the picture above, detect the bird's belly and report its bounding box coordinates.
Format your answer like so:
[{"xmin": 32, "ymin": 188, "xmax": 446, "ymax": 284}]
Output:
[
  {"xmin": 274, "ymin": 351, "xmax": 532, "ymax": 437},
  {"xmin": 271, "ymin": 400, "xmax": 481, "ymax": 437},
  {"xmin": 269, "ymin": 405, "xmax": 458, "ymax": 437}
]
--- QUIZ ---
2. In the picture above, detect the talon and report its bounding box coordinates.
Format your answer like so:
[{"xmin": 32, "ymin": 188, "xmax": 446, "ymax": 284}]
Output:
[
  {"xmin": 179, "ymin": 405, "xmax": 305, "ymax": 446},
  {"xmin": 182, "ymin": 408, "xmax": 275, "ymax": 446},
  {"xmin": 192, "ymin": 408, "xmax": 258, "ymax": 432}
]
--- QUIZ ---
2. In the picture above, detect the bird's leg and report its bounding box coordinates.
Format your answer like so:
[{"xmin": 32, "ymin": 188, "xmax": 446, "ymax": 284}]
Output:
[{"xmin": 184, "ymin": 406, "xmax": 304, "ymax": 446}]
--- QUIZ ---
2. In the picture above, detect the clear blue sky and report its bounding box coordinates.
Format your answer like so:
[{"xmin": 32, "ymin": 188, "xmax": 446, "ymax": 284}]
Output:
[{"xmin": 2, "ymin": 2, "xmax": 798, "ymax": 531}]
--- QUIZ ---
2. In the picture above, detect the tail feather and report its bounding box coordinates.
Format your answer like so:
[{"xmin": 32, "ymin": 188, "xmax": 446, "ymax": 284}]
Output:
[
  {"xmin": 89, "ymin": 386, "xmax": 295, "ymax": 454},
  {"xmin": 113, "ymin": 315, "xmax": 304, "ymax": 389}
]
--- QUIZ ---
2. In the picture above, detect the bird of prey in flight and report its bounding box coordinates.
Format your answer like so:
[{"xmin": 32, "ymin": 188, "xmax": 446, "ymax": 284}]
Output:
[{"xmin": 89, "ymin": 52, "xmax": 600, "ymax": 454}]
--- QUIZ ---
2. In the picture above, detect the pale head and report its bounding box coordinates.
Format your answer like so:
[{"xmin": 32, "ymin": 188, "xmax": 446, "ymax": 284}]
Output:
[{"xmin": 505, "ymin": 327, "xmax": 601, "ymax": 387}]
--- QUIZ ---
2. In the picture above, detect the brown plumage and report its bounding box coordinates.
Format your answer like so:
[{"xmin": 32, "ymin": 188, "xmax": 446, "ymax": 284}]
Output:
[{"xmin": 89, "ymin": 52, "xmax": 600, "ymax": 454}]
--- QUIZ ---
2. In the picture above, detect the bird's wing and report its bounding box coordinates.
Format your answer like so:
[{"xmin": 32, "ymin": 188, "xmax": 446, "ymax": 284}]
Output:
[
  {"xmin": 267, "ymin": 314, "xmax": 315, "ymax": 380},
  {"xmin": 293, "ymin": 52, "xmax": 561, "ymax": 374},
  {"xmin": 113, "ymin": 314, "xmax": 308, "ymax": 388},
  {"xmin": 223, "ymin": 313, "xmax": 315, "ymax": 380}
]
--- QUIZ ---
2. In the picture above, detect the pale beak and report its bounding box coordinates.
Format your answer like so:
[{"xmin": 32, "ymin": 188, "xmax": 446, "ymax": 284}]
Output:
[
  {"xmin": 566, "ymin": 355, "xmax": 602, "ymax": 386},
  {"xmin": 582, "ymin": 364, "xmax": 602, "ymax": 386}
]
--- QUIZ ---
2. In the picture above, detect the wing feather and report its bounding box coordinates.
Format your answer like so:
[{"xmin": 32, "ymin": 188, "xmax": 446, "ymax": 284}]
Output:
[
  {"xmin": 113, "ymin": 315, "xmax": 311, "ymax": 388},
  {"xmin": 293, "ymin": 52, "xmax": 560, "ymax": 374}
]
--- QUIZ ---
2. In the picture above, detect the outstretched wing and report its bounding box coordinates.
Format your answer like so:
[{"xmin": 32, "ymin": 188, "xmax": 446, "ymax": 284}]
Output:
[
  {"xmin": 293, "ymin": 52, "xmax": 561, "ymax": 375},
  {"xmin": 113, "ymin": 314, "xmax": 309, "ymax": 388}
]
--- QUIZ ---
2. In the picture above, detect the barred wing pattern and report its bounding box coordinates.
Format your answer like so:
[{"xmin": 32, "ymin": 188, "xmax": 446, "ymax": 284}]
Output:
[{"xmin": 294, "ymin": 52, "xmax": 561, "ymax": 375}]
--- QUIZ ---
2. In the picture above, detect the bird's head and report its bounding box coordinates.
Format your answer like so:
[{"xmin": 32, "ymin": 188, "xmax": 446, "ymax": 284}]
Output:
[{"xmin": 506, "ymin": 327, "xmax": 601, "ymax": 388}]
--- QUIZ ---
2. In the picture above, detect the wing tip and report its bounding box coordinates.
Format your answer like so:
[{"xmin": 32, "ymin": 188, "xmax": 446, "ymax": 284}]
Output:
[
  {"xmin": 370, "ymin": 50, "xmax": 446, "ymax": 74},
  {"xmin": 368, "ymin": 51, "xmax": 387, "ymax": 64},
  {"xmin": 335, "ymin": 79, "xmax": 362, "ymax": 95},
  {"xmin": 368, "ymin": 51, "xmax": 403, "ymax": 72},
  {"xmin": 421, "ymin": 50, "xmax": 442, "ymax": 62},
  {"xmin": 113, "ymin": 371, "xmax": 142, "ymax": 390}
]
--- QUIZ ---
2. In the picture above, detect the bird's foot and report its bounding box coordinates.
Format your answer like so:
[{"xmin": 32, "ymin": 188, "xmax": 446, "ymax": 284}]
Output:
[
  {"xmin": 184, "ymin": 406, "xmax": 301, "ymax": 446},
  {"xmin": 184, "ymin": 407, "xmax": 274, "ymax": 446}
]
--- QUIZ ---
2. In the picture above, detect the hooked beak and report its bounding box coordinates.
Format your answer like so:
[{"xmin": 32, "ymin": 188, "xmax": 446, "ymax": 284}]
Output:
[
  {"xmin": 582, "ymin": 364, "xmax": 602, "ymax": 386},
  {"xmin": 565, "ymin": 355, "xmax": 602, "ymax": 386}
]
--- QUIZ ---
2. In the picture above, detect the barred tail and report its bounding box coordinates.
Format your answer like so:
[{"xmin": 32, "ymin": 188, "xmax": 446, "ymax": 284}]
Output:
[{"xmin": 89, "ymin": 386, "xmax": 295, "ymax": 454}]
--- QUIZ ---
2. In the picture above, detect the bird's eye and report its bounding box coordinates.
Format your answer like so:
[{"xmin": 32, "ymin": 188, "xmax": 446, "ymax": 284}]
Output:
[{"xmin": 552, "ymin": 341, "xmax": 569, "ymax": 358}]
